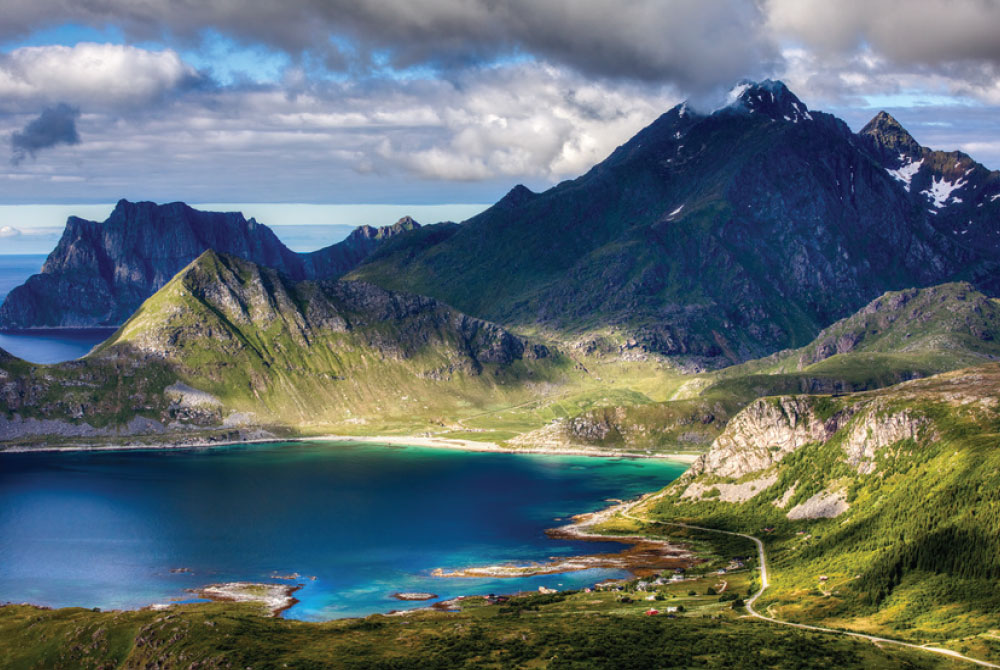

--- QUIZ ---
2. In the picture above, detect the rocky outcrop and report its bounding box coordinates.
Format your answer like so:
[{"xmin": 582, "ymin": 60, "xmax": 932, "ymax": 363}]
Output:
[
  {"xmin": 688, "ymin": 397, "xmax": 854, "ymax": 479},
  {"xmin": 681, "ymin": 473, "xmax": 779, "ymax": 503},
  {"xmin": 786, "ymin": 488, "xmax": 849, "ymax": 520},
  {"xmin": 0, "ymin": 201, "xmax": 421, "ymax": 329},
  {"xmin": 688, "ymin": 393, "xmax": 934, "ymax": 483},
  {"xmin": 841, "ymin": 403, "xmax": 929, "ymax": 474}
]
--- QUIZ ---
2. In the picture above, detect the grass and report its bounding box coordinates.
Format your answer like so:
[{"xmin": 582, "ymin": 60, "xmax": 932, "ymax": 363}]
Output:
[{"xmin": 0, "ymin": 588, "xmax": 961, "ymax": 670}]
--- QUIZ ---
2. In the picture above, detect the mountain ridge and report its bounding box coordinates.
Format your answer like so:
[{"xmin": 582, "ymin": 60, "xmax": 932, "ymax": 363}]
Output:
[
  {"xmin": 351, "ymin": 80, "xmax": 992, "ymax": 367},
  {"xmin": 0, "ymin": 250, "xmax": 570, "ymax": 446},
  {"xmin": 0, "ymin": 200, "xmax": 421, "ymax": 329}
]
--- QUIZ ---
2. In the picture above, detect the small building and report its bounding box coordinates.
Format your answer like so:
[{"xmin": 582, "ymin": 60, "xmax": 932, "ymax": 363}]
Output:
[
  {"xmin": 645, "ymin": 609, "xmax": 659, "ymax": 616},
  {"xmin": 665, "ymin": 606, "xmax": 679, "ymax": 613}
]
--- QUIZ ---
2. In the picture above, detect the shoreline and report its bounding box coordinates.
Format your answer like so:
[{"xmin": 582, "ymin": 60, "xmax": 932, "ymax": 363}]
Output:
[
  {"xmin": 430, "ymin": 493, "xmax": 693, "ymax": 580},
  {"xmin": 2, "ymin": 494, "xmax": 681, "ymax": 621},
  {"xmin": 1, "ymin": 432, "xmax": 701, "ymax": 463}
]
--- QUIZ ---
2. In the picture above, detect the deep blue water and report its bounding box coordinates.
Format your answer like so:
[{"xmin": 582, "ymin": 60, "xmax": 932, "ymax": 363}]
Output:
[
  {"xmin": 0, "ymin": 254, "xmax": 45, "ymax": 303},
  {"xmin": 0, "ymin": 254, "xmax": 116, "ymax": 363},
  {"xmin": 0, "ymin": 441, "xmax": 688, "ymax": 620}
]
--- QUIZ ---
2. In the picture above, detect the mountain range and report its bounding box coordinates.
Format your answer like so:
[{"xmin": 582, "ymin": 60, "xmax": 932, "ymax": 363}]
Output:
[
  {"xmin": 0, "ymin": 200, "xmax": 419, "ymax": 328},
  {"xmin": 352, "ymin": 81, "xmax": 1000, "ymax": 367},
  {"xmin": 4, "ymin": 80, "xmax": 1000, "ymax": 664},
  {"xmin": 5, "ymin": 80, "xmax": 999, "ymax": 374},
  {"xmin": 0, "ymin": 250, "xmax": 567, "ymax": 446}
]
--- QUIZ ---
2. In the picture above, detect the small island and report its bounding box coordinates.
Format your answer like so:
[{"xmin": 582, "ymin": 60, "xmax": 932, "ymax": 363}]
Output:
[{"xmin": 391, "ymin": 592, "xmax": 438, "ymax": 601}]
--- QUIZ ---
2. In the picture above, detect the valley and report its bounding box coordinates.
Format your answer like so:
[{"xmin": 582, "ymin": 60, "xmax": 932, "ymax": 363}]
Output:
[{"xmin": 3, "ymin": 77, "xmax": 1000, "ymax": 669}]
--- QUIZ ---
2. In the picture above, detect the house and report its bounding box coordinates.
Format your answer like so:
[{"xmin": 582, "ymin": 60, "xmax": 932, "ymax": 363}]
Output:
[
  {"xmin": 645, "ymin": 609, "xmax": 659, "ymax": 616},
  {"xmin": 669, "ymin": 574, "xmax": 685, "ymax": 582},
  {"xmin": 636, "ymin": 581, "xmax": 650, "ymax": 591},
  {"xmin": 645, "ymin": 594, "xmax": 657, "ymax": 601},
  {"xmin": 665, "ymin": 606, "xmax": 679, "ymax": 613}
]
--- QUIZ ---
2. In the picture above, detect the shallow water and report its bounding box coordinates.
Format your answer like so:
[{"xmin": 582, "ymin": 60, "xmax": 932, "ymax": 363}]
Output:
[{"xmin": 0, "ymin": 441, "xmax": 688, "ymax": 620}]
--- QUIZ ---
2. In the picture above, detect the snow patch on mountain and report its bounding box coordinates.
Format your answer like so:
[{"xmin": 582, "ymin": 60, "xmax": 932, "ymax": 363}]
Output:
[
  {"xmin": 922, "ymin": 175, "xmax": 967, "ymax": 208},
  {"xmin": 886, "ymin": 154, "xmax": 923, "ymax": 192}
]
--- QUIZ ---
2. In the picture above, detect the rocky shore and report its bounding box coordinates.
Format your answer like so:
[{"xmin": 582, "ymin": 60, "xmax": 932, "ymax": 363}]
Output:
[
  {"xmin": 432, "ymin": 496, "xmax": 692, "ymax": 580},
  {"xmin": 193, "ymin": 582, "xmax": 302, "ymax": 617}
]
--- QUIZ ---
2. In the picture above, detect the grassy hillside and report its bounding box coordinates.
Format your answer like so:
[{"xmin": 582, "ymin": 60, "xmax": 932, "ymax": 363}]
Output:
[
  {"xmin": 0, "ymin": 251, "xmax": 594, "ymax": 447},
  {"xmin": 0, "ymin": 591, "xmax": 963, "ymax": 669},
  {"xmin": 518, "ymin": 283, "xmax": 1000, "ymax": 455},
  {"xmin": 614, "ymin": 363, "xmax": 1000, "ymax": 660}
]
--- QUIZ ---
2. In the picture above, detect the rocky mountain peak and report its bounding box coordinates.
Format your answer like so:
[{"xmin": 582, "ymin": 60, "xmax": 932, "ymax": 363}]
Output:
[
  {"xmin": 859, "ymin": 111, "xmax": 924, "ymax": 165},
  {"xmin": 724, "ymin": 79, "xmax": 813, "ymax": 123},
  {"xmin": 496, "ymin": 184, "xmax": 536, "ymax": 210}
]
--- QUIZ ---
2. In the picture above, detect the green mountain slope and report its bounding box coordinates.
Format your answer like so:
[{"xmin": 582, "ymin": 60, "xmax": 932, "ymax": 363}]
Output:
[
  {"xmin": 513, "ymin": 282, "xmax": 1000, "ymax": 454},
  {"xmin": 629, "ymin": 363, "xmax": 1000, "ymax": 656},
  {"xmin": 0, "ymin": 251, "xmax": 576, "ymax": 447}
]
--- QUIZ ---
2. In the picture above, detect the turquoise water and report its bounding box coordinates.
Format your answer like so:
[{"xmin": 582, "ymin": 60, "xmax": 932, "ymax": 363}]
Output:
[{"xmin": 0, "ymin": 441, "xmax": 688, "ymax": 620}]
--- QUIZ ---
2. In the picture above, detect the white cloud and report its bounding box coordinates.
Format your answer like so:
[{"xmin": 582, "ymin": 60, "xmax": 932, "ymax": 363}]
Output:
[
  {"xmin": 0, "ymin": 225, "xmax": 21, "ymax": 237},
  {"xmin": 0, "ymin": 43, "xmax": 201, "ymax": 109}
]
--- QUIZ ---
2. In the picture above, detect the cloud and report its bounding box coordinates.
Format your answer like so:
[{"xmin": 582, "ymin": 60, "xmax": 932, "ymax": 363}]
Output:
[
  {"xmin": 10, "ymin": 103, "xmax": 80, "ymax": 164},
  {"xmin": 0, "ymin": 225, "xmax": 21, "ymax": 237},
  {"xmin": 0, "ymin": 1, "xmax": 776, "ymax": 93},
  {"xmin": 0, "ymin": 43, "xmax": 204, "ymax": 110},
  {"xmin": 765, "ymin": 0, "xmax": 1000, "ymax": 65}
]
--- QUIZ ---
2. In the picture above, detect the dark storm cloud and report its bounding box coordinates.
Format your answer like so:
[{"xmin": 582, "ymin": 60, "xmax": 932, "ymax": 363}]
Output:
[
  {"xmin": 0, "ymin": 0, "xmax": 778, "ymax": 93},
  {"xmin": 766, "ymin": 0, "xmax": 1000, "ymax": 65},
  {"xmin": 11, "ymin": 103, "xmax": 80, "ymax": 164}
]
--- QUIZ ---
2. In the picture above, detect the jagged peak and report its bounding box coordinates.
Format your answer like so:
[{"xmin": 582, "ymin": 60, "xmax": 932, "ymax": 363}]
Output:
[
  {"xmin": 719, "ymin": 79, "xmax": 814, "ymax": 123},
  {"xmin": 392, "ymin": 215, "xmax": 419, "ymax": 228},
  {"xmin": 859, "ymin": 111, "xmax": 923, "ymax": 162}
]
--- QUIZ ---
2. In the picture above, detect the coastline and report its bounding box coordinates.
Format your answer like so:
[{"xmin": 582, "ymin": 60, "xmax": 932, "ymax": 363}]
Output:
[
  {"xmin": 430, "ymin": 492, "xmax": 693, "ymax": 580},
  {"xmin": 1, "ymin": 432, "xmax": 701, "ymax": 463}
]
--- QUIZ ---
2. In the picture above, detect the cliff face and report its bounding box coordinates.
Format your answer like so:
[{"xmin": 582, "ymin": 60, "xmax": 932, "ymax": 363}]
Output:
[{"xmin": 0, "ymin": 201, "xmax": 421, "ymax": 329}]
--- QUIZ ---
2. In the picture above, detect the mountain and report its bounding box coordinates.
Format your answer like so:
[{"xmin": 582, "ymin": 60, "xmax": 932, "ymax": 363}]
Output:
[
  {"xmin": 0, "ymin": 251, "xmax": 568, "ymax": 447},
  {"xmin": 510, "ymin": 282, "xmax": 1000, "ymax": 454},
  {"xmin": 861, "ymin": 111, "xmax": 1000, "ymax": 259},
  {"xmin": 647, "ymin": 362, "xmax": 1000, "ymax": 649},
  {"xmin": 352, "ymin": 80, "xmax": 997, "ymax": 368},
  {"xmin": 0, "ymin": 200, "xmax": 420, "ymax": 329}
]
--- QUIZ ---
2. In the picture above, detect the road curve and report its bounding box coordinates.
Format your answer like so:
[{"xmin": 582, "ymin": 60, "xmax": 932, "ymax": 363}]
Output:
[{"xmin": 618, "ymin": 505, "xmax": 1000, "ymax": 669}]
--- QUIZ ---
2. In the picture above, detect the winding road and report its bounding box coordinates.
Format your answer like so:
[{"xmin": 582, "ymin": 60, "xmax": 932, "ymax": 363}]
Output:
[{"xmin": 618, "ymin": 503, "xmax": 1000, "ymax": 668}]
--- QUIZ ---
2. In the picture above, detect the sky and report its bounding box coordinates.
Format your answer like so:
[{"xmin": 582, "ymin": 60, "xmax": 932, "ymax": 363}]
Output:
[{"xmin": 0, "ymin": 0, "xmax": 998, "ymax": 242}]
